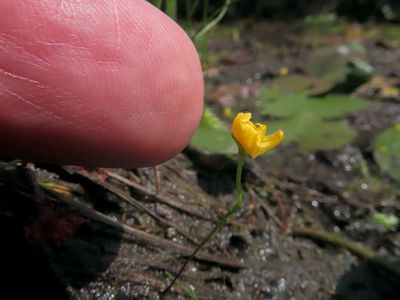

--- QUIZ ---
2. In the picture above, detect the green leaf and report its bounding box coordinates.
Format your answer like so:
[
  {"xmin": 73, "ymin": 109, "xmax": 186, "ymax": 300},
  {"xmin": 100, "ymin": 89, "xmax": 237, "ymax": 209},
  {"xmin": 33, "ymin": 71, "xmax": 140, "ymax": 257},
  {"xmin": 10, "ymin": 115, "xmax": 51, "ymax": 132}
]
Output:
[
  {"xmin": 373, "ymin": 124, "xmax": 400, "ymax": 183},
  {"xmin": 261, "ymin": 89, "xmax": 370, "ymax": 119},
  {"xmin": 372, "ymin": 212, "xmax": 399, "ymax": 231},
  {"xmin": 201, "ymin": 106, "xmax": 227, "ymax": 130},
  {"xmin": 348, "ymin": 58, "xmax": 374, "ymax": 81},
  {"xmin": 270, "ymin": 75, "xmax": 314, "ymax": 94},
  {"xmin": 301, "ymin": 94, "xmax": 370, "ymax": 118},
  {"xmin": 190, "ymin": 107, "xmax": 237, "ymax": 155},
  {"xmin": 260, "ymin": 88, "xmax": 371, "ymax": 152},
  {"xmin": 260, "ymin": 89, "xmax": 309, "ymax": 117},
  {"xmin": 267, "ymin": 112, "xmax": 357, "ymax": 152},
  {"xmin": 304, "ymin": 44, "xmax": 373, "ymax": 94}
]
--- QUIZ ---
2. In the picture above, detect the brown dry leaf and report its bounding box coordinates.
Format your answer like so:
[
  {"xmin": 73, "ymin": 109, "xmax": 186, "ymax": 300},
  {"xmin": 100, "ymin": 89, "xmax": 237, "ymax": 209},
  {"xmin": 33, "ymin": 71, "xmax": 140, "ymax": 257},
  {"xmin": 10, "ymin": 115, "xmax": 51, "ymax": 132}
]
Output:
[{"xmin": 355, "ymin": 75, "xmax": 400, "ymax": 102}]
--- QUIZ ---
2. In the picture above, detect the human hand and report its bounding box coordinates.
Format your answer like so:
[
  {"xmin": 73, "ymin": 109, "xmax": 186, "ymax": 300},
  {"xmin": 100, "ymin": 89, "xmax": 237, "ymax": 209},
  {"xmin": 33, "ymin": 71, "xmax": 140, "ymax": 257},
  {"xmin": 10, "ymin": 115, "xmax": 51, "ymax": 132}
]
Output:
[{"xmin": 0, "ymin": 0, "xmax": 203, "ymax": 167}]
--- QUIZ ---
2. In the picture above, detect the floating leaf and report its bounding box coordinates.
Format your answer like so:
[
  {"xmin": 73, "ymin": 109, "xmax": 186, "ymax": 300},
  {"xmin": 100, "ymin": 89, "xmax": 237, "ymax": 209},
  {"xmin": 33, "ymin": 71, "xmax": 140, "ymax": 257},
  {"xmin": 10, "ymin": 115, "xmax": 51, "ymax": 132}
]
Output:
[
  {"xmin": 305, "ymin": 44, "xmax": 373, "ymax": 95},
  {"xmin": 261, "ymin": 89, "xmax": 370, "ymax": 118},
  {"xmin": 270, "ymin": 75, "xmax": 314, "ymax": 94},
  {"xmin": 306, "ymin": 94, "xmax": 370, "ymax": 118},
  {"xmin": 201, "ymin": 106, "xmax": 227, "ymax": 130},
  {"xmin": 260, "ymin": 90, "xmax": 309, "ymax": 117},
  {"xmin": 190, "ymin": 107, "xmax": 237, "ymax": 155},
  {"xmin": 348, "ymin": 58, "xmax": 374, "ymax": 80},
  {"xmin": 373, "ymin": 124, "xmax": 400, "ymax": 182},
  {"xmin": 260, "ymin": 89, "xmax": 371, "ymax": 152},
  {"xmin": 271, "ymin": 46, "xmax": 373, "ymax": 97},
  {"xmin": 267, "ymin": 112, "xmax": 357, "ymax": 152}
]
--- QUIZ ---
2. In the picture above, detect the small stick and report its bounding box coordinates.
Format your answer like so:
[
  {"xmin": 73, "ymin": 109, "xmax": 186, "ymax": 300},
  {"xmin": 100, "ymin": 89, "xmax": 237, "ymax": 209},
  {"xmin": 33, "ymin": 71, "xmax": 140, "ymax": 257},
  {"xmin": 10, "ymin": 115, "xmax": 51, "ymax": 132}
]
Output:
[
  {"xmin": 154, "ymin": 165, "xmax": 161, "ymax": 194},
  {"xmin": 293, "ymin": 227, "xmax": 400, "ymax": 277},
  {"xmin": 293, "ymin": 227, "xmax": 375, "ymax": 259},
  {"xmin": 105, "ymin": 170, "xmax": 209, "ymax": 219},
  {"xmin": 53, "ymin": 192, "xmax": 243, "ymax": 269}
]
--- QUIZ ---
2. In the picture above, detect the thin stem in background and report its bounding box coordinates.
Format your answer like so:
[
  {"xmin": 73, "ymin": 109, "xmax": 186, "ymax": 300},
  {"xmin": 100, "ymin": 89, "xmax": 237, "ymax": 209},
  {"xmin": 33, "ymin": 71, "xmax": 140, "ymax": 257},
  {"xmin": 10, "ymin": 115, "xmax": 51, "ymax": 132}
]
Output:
[
  {"xmin": 152, "ymin": 0, "xmax": 163, "ymax": 9},
  {"xmin": 165, "ymin": 0, "xmax": 177, "ymax": 20},
  {"xmin": 194, "ymin": 0, "xmax": 231, "ymax": 43}
]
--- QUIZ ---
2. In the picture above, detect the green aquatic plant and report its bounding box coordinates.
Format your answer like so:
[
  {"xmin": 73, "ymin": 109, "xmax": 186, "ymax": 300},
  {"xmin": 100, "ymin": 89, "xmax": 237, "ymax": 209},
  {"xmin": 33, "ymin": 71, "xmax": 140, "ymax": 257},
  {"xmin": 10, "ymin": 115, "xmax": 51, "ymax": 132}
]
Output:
[
  {"xmin": 162, "ymin": 112, "xmax": 284, "ymax": 296},
  {"xmin": 190, "ymin": 107, "xmax": 237, "ymax": 155},
  {"xmin": 260, "ymin": 89, "xmax": 371, "ymax": 152},
  {"xmin": 373, "ymin": 124, "xmax": 400, "ymax": 183},
  {"xmin": 149, "ymin": 0, "xmax": 231, "ymax": 63}
]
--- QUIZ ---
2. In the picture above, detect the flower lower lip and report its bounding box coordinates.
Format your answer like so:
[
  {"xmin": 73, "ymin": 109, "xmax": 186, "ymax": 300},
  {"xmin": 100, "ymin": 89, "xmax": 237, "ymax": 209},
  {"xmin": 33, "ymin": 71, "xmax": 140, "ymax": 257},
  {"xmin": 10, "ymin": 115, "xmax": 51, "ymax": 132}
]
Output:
[{"xmin": 231, "ymin": 112, "xmax": 284, "ymax": 158}]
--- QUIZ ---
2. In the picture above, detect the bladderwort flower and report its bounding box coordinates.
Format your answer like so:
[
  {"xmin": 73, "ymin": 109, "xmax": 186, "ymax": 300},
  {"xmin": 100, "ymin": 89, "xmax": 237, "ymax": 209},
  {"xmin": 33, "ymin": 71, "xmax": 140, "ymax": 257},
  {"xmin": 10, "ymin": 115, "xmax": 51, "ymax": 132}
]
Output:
[
  {"xmin": 162, "ymin": 112, "xmax": 284, "ymax": 296},
  {"xmin": 232, "ymin": 112, "xmax": 284, "ymax": 158}
]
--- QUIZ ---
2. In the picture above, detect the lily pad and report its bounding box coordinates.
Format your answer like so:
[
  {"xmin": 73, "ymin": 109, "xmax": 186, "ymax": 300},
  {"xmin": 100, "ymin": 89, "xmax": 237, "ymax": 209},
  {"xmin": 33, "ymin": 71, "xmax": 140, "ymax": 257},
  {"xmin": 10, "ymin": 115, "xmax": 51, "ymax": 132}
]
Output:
[
  {"xmin": 305, "ymin": 44, "xmax": 373, "ymax": 95},
  {"xmin": 260, "ymin": 90, "xmax": 308, "ymax": 117},
  {"xmin": 271, "ymin": 45, "xmax": 373, "ymax": 97},
  {"xmin": 260, "ymin": 89, "xmax": 371, "ymax": 152},
  {"xmin": 190, "ymin": 107, "xmax": 237, "ymax": 155},
  {"xmin": 373, "ymin": 124, "xmax": 400, "ymax": 183},
  {"xmin": 261, "ymin": 89, "xmax": 370, "ymax": 118},
  {"xmin": 270, "ymin": 75, "xmax": 314, "ymax": 94},
  {"xmin": 267, "ymin": 112, "xmax": 357, "ymax": 153}
]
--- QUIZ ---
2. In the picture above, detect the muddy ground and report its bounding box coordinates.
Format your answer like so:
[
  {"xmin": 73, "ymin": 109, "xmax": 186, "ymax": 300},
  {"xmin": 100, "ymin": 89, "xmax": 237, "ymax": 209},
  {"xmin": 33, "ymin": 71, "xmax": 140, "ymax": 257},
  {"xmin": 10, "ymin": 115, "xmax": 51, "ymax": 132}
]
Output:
[{"xmin": 1, "ymin": 21, "xmax": 400, "ymax": 300}]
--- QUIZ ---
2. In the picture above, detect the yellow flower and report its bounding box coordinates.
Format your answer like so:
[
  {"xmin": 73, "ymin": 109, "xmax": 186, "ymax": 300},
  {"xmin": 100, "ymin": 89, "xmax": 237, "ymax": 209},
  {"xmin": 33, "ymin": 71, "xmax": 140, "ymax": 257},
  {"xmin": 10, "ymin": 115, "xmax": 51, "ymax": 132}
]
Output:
[
  {"xmin": 224, "ymin": 107, "xmax": 233, "ymax": 118},
  {"xmin": 232, "ymin": 112, "xmax": 284, "ymax": 158},
  {"xmin": 278, "ymin": 67, "xmax": 289, "ymax": 76}
]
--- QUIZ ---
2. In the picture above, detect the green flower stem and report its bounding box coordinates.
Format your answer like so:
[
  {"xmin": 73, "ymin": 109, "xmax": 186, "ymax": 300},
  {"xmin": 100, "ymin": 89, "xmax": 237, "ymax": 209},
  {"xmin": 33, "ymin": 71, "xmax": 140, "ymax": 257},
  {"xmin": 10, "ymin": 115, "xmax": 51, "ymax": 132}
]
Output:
[{"xmin": 162, "ymin": 147, "xmax": 247, "ymax": 296}]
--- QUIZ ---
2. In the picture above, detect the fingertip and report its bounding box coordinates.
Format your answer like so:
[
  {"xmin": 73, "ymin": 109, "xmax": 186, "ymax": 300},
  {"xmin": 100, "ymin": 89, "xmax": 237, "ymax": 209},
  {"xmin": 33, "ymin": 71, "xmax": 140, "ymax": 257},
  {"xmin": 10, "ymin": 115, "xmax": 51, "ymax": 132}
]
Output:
[{"xmin": 0, "ymin": 0, "xmax": 204, "ymax": 167}]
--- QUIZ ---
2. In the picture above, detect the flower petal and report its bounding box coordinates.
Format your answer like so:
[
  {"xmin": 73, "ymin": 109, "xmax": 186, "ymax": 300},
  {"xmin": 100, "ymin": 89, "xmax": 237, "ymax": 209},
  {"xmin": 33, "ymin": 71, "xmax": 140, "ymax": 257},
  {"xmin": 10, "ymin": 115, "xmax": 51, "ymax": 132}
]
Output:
[{"xmin": 232, "ymin": 112, "xmax": 284, "ymax": 158}]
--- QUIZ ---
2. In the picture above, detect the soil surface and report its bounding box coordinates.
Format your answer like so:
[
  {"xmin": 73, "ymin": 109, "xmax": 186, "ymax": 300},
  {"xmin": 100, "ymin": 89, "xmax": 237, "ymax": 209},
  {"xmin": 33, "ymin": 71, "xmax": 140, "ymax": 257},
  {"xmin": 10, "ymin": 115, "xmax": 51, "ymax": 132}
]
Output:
[{"xmin": 1, "ymin": 21, "xmax": 400, "ymax": 300}]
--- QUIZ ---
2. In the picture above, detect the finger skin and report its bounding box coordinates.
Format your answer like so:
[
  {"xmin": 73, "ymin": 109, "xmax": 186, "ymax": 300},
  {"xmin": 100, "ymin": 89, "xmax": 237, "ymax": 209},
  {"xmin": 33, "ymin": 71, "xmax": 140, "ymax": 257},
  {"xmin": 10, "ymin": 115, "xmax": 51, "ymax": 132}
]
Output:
[{"xmin": 0, "ymin": 0, "xmax": 203, "ymax": 167}]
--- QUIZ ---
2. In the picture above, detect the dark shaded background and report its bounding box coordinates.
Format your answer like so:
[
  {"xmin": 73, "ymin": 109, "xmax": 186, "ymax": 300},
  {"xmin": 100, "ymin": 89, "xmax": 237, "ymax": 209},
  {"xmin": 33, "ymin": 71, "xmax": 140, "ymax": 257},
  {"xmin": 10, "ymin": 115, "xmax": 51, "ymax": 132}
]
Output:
[{"xmin": 181, "ymin": 0, "xmax": 400, "ymax": 22}]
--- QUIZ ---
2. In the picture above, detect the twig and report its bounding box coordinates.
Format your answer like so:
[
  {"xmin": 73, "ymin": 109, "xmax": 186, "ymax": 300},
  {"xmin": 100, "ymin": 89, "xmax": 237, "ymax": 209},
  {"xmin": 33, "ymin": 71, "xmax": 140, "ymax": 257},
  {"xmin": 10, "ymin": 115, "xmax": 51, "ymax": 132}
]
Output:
[
  {"xmin": 293, "ymin": 227, "xmax": 400, "ymax": 277},
  {"xmin": 99, "ymin": 179, "xmax": 199, "ymax": 245},
  {"xmin": 246, "ymin": 183, "xmax": 281, "ymax": 227},
  {"xmin": 164, "ymin": 163, "xmax": 226, "ymax": 214},
  {"xmin": 105, "ymin": 170, "xmax": 211, "ymax": 220},
  {"xmin": 58, "ymin": 194, "xmax": 243, "ymax": 269},
  {"xmin": 247, "ymin": 163, "xmax": 338, "ymax": 204},
  {"xmin": 0, "ymin": 160, "xmax": 22, "ymax": 174},
  {"xmin": 293, "ymin": 227, "xmax": 375, "ymax": 259},
  {"xmin": 154, "ymin": 166, "xmax": 161, "ymax": 194},
  {"xmin": 274, "ymin": 191, "xmax": 288, "ymax": 234},
  {"xmin": 57, "ymin": 166, "xmax": 199, "ymax": 245}
]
